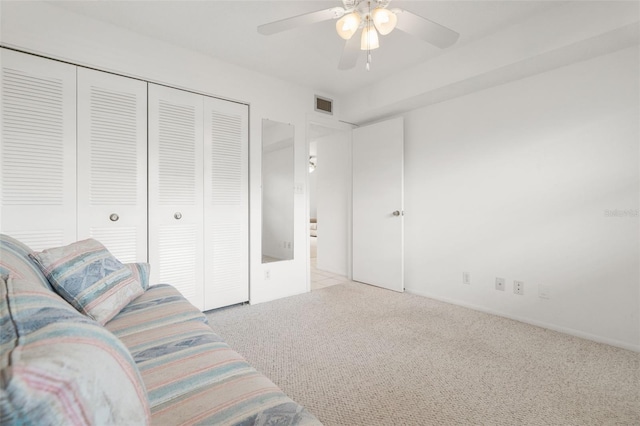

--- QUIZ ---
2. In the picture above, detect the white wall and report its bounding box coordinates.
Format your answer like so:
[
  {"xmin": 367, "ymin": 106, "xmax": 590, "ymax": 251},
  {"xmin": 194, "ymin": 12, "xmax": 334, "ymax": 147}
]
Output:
[
  {"xmin": 403, "ymin": 47, "xmax": 639, "ymax": 350},
  {"xmin": 309, "ymin": 141, "xmax": 318, "ymax": 219},
  {"xmin": 316, "ymin": 130, "xmax": 352, "ymax": 277},
  {"xmin": 0, "ymin": 1, "xmax": 336, "ymax": 304},
  {"xmin": 309, "ymin": 168, "xmax": 318, "ymax": 219}
]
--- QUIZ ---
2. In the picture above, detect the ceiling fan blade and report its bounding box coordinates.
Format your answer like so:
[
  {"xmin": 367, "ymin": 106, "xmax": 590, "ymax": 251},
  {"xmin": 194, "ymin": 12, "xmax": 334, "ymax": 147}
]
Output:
[
  {"xmin": 338, "ymin": 35, "xmax": 360, "ymax": 70},
  {"xmin": 393, "ymin": 9, "xmax": 460, "ymax": 49},
  {"xmin": 258, "ymin": 7, "xmax": 344, "ymax": 35}
]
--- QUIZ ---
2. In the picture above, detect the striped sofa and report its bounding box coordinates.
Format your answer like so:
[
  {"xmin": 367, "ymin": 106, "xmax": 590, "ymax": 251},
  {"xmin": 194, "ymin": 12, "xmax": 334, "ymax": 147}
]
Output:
[{"xmin": 0, "ymin": 234, "xmax": 321, "ymax": 425}]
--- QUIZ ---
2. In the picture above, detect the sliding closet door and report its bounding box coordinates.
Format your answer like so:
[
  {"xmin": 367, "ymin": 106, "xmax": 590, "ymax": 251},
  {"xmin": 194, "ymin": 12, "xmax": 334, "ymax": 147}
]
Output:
[
  {"xmin": 77, "ymin": 68, "xmax": 147, "ymax": 263},
  {"xmin": 148, "ymin": 84, "xmax": 204, "ymax": 310},
  {"xmin": 0, "ymin": 49, "xmax": 77, "ymax": 250},
  {"xmin": 203, "ymin": 97, "xmax": 249, "ymax": 310}
]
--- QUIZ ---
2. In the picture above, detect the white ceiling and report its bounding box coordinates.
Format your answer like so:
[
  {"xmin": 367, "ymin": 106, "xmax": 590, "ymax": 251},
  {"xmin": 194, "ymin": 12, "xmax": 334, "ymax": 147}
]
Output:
[{"xmin": 51, "ymin": 0, "xmax": 563, "ymax": 97}]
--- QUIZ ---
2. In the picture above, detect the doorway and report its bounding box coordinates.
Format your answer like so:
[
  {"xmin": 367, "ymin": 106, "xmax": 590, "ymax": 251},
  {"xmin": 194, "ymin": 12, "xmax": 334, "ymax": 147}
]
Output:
[{"xmin": 307, "ymin": 119, "xmax": 353, "ymax": 291}]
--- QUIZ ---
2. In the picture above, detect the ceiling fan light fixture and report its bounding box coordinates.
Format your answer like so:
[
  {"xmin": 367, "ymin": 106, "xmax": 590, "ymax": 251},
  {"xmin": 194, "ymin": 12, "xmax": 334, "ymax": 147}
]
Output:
[
  {"xmin": 336, "ymin": 12, "xmax": 361, "ymax": 40},
  {"xmin": 372, "ymin": 7, "xmax": 397, "ymax": 36},
  {"xmin": 360, "ymin": 25, "xmax": 380, "ymax": 50}
]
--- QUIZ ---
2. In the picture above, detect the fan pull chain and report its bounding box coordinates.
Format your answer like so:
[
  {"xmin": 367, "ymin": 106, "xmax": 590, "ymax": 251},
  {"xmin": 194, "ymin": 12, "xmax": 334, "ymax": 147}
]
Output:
[{"xmin": 366, "ymin": 2, "xmax": 372, "ymax": 71}]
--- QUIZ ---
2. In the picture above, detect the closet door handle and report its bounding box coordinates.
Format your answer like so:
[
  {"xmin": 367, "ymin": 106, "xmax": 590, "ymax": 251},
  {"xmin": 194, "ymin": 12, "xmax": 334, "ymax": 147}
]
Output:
[
  {"xmin": 109, "ymin": 213, "xmax": 119, "ymax": 222},
  {"xmin": 174, "ymin": 212, "xmax": 183, "ymax": 220},
  {"xmin": 392, "ymin": 210, "xmax": 401, "ymax": 216}
]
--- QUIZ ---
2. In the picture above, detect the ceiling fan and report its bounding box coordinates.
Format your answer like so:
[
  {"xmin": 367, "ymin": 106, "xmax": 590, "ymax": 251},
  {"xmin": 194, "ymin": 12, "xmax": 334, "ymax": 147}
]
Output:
[{"xmin": 258, "ymin": 0, "xmax": 460, "ymax": 71}]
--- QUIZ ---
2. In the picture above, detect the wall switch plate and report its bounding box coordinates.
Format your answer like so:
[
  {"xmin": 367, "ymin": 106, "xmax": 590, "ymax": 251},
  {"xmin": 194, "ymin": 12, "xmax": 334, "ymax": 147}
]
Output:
[
  {"xmin": 513, "ymin": 280, "xmax": 524, "ymax": 295},
  {"xmin": 495, "ymin": 277, "xmax": 505, "ymax": 291},
  {"xmin": 463, "ymin": 272, "xmax": 471, "ymax": 285},
  {"xmin": 538, "ymin": 284, "xmax": 550, "ymax": 299}
]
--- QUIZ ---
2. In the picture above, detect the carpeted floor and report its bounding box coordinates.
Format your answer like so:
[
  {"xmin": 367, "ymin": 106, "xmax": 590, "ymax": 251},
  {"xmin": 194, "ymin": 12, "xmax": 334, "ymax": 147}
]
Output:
[{"xmin": 206, "ymin": 282, "xmax": 640, "ymax": 425}]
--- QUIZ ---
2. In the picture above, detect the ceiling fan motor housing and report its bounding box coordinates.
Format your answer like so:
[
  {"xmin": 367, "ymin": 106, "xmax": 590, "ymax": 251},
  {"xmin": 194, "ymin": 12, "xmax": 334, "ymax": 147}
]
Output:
[
  {"xmin": 343, "ymin": 0, "xmax": 393, "ymax": 21},
  {"xmin": 343, "ymin": 0, "xmax": 392, "ymax": 13}
]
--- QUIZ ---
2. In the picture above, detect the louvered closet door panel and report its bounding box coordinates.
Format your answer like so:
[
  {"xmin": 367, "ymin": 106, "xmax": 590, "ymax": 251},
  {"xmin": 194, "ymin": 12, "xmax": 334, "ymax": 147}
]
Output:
[
  {"xmin": 203, "ymin": 97, "xmax": 249, "ymax": 311},
  {"xmin": 148, "ymin": 84, "xmax": 204, "ymax": 310},
  {"xmin": 77, "ymin": 68, "xmax": 147, "ymax": 263},
  {"xmin": 0, "ymin": 49, "xmax": 77, "ymax": 250}
]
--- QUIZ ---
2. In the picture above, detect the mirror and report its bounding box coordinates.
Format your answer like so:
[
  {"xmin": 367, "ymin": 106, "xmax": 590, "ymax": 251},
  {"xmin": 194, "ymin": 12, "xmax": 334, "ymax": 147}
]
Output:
[{"xmin": 262, "ymin": 119, "xmax": 295, "ymax": 263}]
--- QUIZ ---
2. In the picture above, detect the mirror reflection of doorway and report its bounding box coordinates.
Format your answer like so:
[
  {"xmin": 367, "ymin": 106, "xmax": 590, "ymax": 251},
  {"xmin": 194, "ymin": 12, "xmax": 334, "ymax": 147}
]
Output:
[
  {"xmin": 262, "ymin": 119, "xmax": 294, "ymax": 264},
  {"xmin": 308, "ymin": 122, "xmax": 353, "ymax": 291}
]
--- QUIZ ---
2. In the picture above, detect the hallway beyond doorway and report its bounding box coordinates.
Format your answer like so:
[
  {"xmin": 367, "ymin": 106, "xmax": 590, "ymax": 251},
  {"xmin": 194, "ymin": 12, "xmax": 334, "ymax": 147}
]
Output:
[{"xmin": 310, "ymin": 236, "xmax": 351, "ymax": 290}]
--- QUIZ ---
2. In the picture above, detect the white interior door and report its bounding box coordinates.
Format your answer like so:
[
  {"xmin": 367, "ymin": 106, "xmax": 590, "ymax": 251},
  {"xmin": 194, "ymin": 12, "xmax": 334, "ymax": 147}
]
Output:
[
  {"xmin": 77, "ymin": 68, "xmax": 147, "ymax": 263},
  {"xmin": 352, "ymin": 117, "xmax": 404, "ymax": 292},
  {"xmin": 148, "ymin": 84, "xmax": 204, "ymax": 309},
  {"xmin": 0, "ymin": 49, "xmax": 77, "ymax": 250},
  {"xmin": 202, "ymin": 97, "xmax": 249, "ymax": 310}
]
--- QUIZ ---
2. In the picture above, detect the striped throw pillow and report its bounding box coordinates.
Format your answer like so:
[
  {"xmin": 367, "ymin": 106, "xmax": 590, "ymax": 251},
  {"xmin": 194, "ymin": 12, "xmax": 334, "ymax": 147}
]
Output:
[
  {"xmin": 29, "ymin": 239, "xmax": 143, "ymax": 325},
  {"xmin": 126, "ymin": 262, "xmax": 151, "ymax": 291}
]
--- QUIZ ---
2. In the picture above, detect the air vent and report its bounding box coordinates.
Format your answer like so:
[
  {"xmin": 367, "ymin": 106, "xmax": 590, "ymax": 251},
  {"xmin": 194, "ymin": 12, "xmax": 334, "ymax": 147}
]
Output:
[{"xmin": 314, "ymin": 95, "xmax": 333, "ymax": 115}]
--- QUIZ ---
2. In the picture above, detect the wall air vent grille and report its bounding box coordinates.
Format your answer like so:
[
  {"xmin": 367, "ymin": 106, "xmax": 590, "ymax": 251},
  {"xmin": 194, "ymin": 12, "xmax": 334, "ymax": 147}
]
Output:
[{"xmin": 314, "ymin": 95, "xmax": 333, "ymax": 115}]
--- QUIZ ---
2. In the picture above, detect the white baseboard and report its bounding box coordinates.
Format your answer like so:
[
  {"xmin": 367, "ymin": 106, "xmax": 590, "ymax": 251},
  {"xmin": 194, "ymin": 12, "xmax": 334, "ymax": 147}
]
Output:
[{"xmin": 405, "ymin": 288, "xmax": 640, "ymax": 353}]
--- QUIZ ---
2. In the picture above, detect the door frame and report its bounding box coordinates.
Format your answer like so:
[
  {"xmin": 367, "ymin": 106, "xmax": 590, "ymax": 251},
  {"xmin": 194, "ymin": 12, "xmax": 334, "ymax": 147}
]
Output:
[{"xmin": 305, "ymin": 114, "xmax": 356, "ymax": 290}]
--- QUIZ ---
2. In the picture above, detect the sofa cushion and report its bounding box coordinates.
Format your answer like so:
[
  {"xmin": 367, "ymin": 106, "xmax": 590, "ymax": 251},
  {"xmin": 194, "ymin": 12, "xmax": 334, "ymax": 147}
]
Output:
[
  {"xmin": 123, "ymin": 316, "xmax": 320, "ymax": 425},
  {"xmin": 150, "ymin": 367, "xmax": 322, "ymax": 425},
  {"xmin": 29, "ymin": 239, "xmax": 143, "ymax": 325},
  {"xmin": 105, "ymin": 284, "xmax": 207, "ymax": 339},
  {"xmin": 106, "ymin": 283, "xmax": 321, "ymax": 424},
  {"xmin": 0, "ymin": 276, "xmax": 150, "ymax": 425},
  {"xmin": 0, "ymin": 234, "xmax": 52, "ymax": 291}
]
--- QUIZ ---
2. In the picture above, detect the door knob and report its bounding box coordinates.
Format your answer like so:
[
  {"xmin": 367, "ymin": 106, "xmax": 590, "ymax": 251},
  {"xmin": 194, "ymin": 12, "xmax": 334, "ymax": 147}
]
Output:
[
  {"xmin": 109, "ymin": 213, "xmax": 119, "ymax": 222},
  {"xmin": 392, "ymin": 210, "xmax": 401, "ymax": 216},
  {"xmin": 174, "ymin": 212, "xmax": 182, "ymax": 220}
]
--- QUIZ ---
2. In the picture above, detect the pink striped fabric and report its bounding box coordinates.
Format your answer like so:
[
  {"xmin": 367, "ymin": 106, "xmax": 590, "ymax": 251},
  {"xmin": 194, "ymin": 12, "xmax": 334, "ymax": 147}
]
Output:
[
  {"xmin": 1, "ymin": 275, "xmax": 150, "ymax": 425},
  {"xmin": 104, "ymin": 284, "xmax": 321, "ymax": 425}
]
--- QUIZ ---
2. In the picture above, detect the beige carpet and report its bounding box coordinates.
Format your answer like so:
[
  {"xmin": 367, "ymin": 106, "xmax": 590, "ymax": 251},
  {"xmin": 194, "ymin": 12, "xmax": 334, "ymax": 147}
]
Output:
[{"xmin": 206, "ymin": 282, "xmax": 640, "ymax": 425}]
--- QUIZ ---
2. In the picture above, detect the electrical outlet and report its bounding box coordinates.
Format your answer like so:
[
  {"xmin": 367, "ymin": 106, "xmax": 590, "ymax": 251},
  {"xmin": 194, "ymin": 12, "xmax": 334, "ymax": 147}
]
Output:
[
  {"xmin": 264, "ymin": 270, "xmax": 270, "ymax": 280},
  {"xmin": 538, "ymin": 284, "xmax": 550, "ymax": 299},
  {"xmin": 513, "ymin": 280, "xmax": 524, "ymax": 295},
  {"xmin": 463, "ymin": 272, "xmax": 471, "ymax": 285},
  {"xmin": 495, "ymin": 277, "xmax": 505, "ymax": 291}
]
